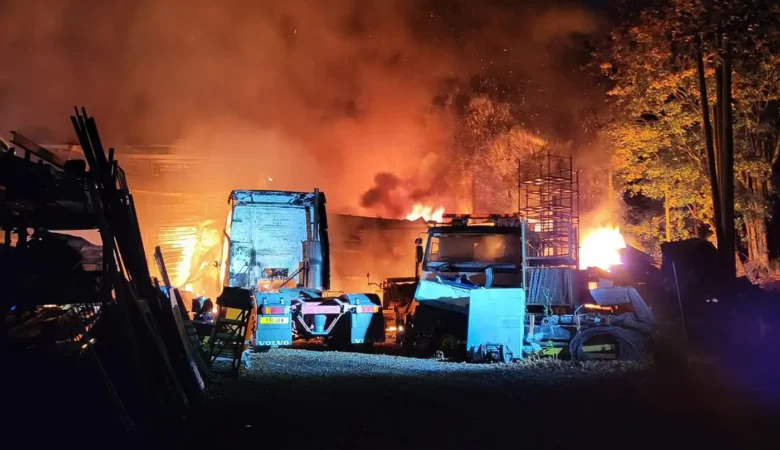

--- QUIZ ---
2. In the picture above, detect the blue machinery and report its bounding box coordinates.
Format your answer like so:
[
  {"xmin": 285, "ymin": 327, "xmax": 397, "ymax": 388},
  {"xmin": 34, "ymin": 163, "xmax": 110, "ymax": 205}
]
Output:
[
  {"xmin": 399, "ymin": 214, "xmax": 530, "ymax": 362},
  {"xmin": 220, "ymin": 190, "xmax": 384, "ymax": 349},
  {"xmin": 398, "ymin": 212, "xmax": 655, "ymax": 362}
]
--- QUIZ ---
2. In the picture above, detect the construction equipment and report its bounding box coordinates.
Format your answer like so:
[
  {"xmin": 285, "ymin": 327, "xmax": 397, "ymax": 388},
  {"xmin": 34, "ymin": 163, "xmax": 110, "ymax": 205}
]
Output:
[{"xmin": 219, "ymin": 190, "xmax": 384, "ymax": 350}]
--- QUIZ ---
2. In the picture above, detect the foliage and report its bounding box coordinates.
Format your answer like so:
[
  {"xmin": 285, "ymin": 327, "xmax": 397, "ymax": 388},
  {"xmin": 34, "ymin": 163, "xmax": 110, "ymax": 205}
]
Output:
[
  {"xmin": 435, "ymin": 78, "xmax": 546, "ymax": 212},
  {"xmin": 486, "ymin": 127, "xmax": 548, "ymax": 186},
  {"xmin": 596, "ymin": 0, "xmax": 780, "ymax": 265}
]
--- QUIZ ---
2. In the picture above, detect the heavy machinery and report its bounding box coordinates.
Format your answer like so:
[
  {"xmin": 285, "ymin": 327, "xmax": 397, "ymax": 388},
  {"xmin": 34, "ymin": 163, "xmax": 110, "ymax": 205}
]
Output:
[
  {"xmin": 218, "ymin": 190, "xmax": 384, "ymax": 350},
  {"xmin": 394, "ymin": 214, "xmax": 527, "ymax": 362},
  {"xmin": 392, "ymin": 213, "xmax": 655, "ymax": 361}
]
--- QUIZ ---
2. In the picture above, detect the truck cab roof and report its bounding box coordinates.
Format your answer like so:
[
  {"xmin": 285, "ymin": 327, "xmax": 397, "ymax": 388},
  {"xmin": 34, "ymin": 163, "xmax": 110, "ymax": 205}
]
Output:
[
  {"xmin": 228, "ymin": 190, "xmax": 325, "ymax": 206},
  {"xmin": 427, "ymin": 225, "xmax": 523, "ymax": 235}
]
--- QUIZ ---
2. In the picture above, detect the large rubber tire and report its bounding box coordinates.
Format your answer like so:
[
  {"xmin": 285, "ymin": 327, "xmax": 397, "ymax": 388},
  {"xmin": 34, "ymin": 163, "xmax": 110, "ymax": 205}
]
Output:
[{"xmin": 437, "ymin": 333, "xmax": 458, "ymax": 358}]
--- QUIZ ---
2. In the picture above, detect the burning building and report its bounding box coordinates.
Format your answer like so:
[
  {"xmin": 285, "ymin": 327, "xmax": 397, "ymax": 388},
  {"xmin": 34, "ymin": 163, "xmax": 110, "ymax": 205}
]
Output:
[
  {"xmin": 327, "ymin": 214, "xmax": 428, "ymax": 294},
  {"xmin": 39, "ymin": 144, "xmax": 429, "ymax": 300}
]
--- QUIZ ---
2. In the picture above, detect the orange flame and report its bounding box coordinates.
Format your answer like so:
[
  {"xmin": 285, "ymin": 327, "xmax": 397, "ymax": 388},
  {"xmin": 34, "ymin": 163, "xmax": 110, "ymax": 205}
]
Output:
[
  {"xmin": 405, "ymin": 204, "xmax": 445, "ymax": 222},
  {"xmin": 579, "ymin": 226, "xmax": 626, "ymax": 270},
  {"xmin": 169, "ymin": 223, "xmax": 221, "ymax": 289}
]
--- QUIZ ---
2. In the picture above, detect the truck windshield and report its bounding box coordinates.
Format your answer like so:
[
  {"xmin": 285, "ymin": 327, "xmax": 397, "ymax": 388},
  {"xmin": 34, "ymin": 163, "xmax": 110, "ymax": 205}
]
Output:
[{"xmin": 425, "ymin": 232, "xmax": 521, "ymax": 268}]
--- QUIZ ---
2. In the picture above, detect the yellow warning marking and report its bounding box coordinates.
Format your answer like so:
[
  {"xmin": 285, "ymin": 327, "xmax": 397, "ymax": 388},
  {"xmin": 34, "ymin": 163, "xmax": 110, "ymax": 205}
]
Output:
[{"xmin": 260, "ymin": 317, "xmax": 289, "ymax": 325}]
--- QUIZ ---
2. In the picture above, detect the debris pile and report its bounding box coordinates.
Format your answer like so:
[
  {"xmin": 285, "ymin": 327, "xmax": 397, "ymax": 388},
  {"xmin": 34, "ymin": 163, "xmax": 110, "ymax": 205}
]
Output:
[{"xmin": 2, "ymin": 109, "xmax": 215, "ymax": 447}]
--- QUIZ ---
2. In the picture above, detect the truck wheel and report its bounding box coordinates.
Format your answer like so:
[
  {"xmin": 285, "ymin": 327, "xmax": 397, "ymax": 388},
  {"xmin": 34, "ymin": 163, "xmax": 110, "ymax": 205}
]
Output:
[{"xmin": 437, "ymin": 333, "xmax": 458, "ymax": 358}]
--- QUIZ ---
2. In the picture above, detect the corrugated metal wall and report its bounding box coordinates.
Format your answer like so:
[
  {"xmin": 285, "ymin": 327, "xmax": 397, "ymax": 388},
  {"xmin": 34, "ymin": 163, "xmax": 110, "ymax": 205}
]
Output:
[{"xmin": 116, "ymin": 150, "xmax": 226, "ymax": 296}]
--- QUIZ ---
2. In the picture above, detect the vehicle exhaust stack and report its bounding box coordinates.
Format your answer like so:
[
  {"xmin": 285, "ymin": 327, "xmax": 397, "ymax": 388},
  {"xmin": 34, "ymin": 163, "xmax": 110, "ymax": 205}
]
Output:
[{"xmin": 305, "ymin": 188, "xmax": 324, "ymax": 290}]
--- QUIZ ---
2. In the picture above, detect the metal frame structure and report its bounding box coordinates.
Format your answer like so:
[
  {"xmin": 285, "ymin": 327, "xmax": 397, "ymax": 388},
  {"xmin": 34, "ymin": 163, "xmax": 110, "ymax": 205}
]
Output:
[{"xmin": 518, "ymin": 150, "xmax": 579, "ymax": 268}]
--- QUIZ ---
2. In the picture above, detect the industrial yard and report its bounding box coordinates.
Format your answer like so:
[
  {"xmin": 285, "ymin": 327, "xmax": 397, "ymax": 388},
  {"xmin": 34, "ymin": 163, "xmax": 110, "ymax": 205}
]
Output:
[
  {"xmin": 4, "ymin": 106, "xmax": 780, "ymax": 450},
  {"xmin": 4, "ymin": 1, "xmax": 780, "ymax": 449}
]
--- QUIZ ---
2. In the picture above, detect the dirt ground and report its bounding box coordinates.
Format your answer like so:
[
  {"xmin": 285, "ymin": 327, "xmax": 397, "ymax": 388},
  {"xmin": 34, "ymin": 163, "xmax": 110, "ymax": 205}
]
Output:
[{"xmin": 180, "ymin": 347, "xmax": 780, "ymax": 450}]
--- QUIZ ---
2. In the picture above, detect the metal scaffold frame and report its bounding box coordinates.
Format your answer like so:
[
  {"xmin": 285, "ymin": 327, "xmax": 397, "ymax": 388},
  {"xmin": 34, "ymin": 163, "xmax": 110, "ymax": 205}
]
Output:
[{"xmin": 518, "ymin": 150, "xmax": 579, "ymax": 268}]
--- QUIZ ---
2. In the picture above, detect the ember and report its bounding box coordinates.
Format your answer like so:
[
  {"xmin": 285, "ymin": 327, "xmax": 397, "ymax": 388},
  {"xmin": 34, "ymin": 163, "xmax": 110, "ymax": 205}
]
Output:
[
  {"xmin": 579, "ymin": 226, "xmax": 626, "ymax": 271},
  {"xmin": 405, "ymin": 204, "xmax": 445, "ymax": 222}
]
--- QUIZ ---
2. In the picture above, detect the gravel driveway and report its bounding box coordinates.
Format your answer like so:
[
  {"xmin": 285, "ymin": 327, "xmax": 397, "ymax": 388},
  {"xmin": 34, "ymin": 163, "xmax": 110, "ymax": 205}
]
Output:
[{"xmin": 182, "ymin": 346, "xmax": 779, "ymax": 450}]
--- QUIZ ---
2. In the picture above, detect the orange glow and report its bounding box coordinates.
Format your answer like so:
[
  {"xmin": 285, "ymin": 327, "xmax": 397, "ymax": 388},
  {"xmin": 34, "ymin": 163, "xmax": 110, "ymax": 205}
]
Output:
[
  {"xmin": 172, "ymin": 228, "xmax": 198, "ymax": 287},
  {"xmin": 583, "ymin": 303, "xmax": 614, "ymax": 311},
  {"xmin": 405, "ymin": 204, "xmax": 445, "ymax": 222},
  {"xmin": 170, "ymin": 223, "xmax": 221, "ymax": 289},
  {"xmin": 257, "ymin": 279, "xmax": 295, "ymax": 293},
  {"xmin": 579, "ymin": 226, "xmax": 626, "ymax": 270}
]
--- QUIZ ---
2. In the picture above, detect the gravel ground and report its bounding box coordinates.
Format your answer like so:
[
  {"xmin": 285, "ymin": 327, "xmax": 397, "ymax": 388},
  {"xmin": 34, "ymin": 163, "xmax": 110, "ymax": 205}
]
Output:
[
  {"xmin": 182, "ymin": 345, "xmax": 780, "ymax": 450},
  {"xmin": 218, "ymin": 347, "xmax": 649, "ymax": 386}
]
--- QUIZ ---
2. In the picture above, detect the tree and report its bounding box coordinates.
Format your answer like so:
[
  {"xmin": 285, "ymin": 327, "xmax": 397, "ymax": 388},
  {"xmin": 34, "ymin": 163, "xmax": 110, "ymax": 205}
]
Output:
[
  {"xmin": 597, "ymin": 9, "xmax": 715, "ymax": 244},
  {"xmin": 596, "ymin": 0, "xmax": 780, "ymax": 273},
  {"xmin": 454, "ymin": 95, "xmax": 553, "ymax": 213},
  {"xmin": 435, "ymin": 78, "xmax": 527, "ymax": 213}
]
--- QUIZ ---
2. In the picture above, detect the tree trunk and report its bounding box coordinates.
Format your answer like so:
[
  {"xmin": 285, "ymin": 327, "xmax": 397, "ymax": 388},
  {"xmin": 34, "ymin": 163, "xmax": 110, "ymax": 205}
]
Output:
[
  {"xmin": 665, "ymin": 194, "xmax": 672, "ymax": 242},
  {"xmin": 745, "ymin": 218, "xmax": 770, "ymax": 271},
  {"xmin": 744, "ymin": 174, "xmax": 771, "ymax": 273},
  {"xmin": 719, "ymin": 35, "xmax": 736, "ymax": 280},
  {"xmin": 696, "ymin": 35, "xmax": 724, "ymax": 248}
]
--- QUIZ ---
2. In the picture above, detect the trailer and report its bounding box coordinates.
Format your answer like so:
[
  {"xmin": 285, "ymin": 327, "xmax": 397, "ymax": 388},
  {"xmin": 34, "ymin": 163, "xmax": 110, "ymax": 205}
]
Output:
[{"xmin": 219, "ymin": 190, "xmax": 385, "ymax": 350}]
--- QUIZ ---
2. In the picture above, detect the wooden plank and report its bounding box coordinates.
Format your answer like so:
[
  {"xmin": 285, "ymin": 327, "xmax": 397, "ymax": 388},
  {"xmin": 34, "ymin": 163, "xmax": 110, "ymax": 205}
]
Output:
[{"xmin": 10, "ymin": 131, "xmax": 66, "ymax": 168}]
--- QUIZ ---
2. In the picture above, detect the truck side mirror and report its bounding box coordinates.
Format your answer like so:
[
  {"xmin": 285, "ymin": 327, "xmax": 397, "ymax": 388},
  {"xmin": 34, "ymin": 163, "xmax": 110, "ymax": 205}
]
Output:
[{"xmin": 415, "ymin": 238, "xmax": 423, "ymax": 264}]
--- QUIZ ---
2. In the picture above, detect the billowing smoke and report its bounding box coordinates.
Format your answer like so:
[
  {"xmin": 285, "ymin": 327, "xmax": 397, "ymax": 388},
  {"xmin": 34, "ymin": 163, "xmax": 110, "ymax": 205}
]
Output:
[
  {"xmin": 359, "ymin": 150, "xmax": 450, "ymax": 217},
  {"xmin": 361, "ymin": 173, "xmax": 403, "ymax": 214},
  {"xmin": 0, "ymin": 0, "xmax": 600, "ymax": 215}
]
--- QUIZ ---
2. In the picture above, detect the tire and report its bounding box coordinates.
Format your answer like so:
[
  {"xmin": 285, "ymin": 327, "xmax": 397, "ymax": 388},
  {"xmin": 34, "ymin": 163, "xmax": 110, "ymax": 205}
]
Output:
[{"xmin": 437, "ymin": 333, "xmax": 458, "ymax": 358}]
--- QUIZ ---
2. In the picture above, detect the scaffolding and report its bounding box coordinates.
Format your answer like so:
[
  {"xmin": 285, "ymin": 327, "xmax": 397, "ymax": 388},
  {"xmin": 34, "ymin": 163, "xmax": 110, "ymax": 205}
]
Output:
[{"xmin": 518, "ymin": 150, "xmax": 579, "ymax": 268}]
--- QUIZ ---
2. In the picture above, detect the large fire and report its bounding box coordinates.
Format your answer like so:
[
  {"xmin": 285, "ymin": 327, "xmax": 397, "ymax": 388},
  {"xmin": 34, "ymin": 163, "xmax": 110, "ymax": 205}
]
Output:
[
  {"xmin": 166, "ymin": 223, "xmax": 222, "ymax": 294},
  {"xmin": 579, "ymin": 226, "xmax": 626, "ymax": 271},
  {"xmin": 405, "ymin": 204, "xmax": 445, "ymax": 222}
]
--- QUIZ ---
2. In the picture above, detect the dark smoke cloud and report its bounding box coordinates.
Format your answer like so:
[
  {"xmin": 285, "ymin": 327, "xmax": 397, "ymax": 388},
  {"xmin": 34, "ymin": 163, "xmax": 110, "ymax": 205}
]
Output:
[
  {"xmin": 361, "ymin": 173, "xmax": 402, "ymax": 208},
  {"xmin": 0, "ymin": 0, "xmax": 600, "ymax": 215}
]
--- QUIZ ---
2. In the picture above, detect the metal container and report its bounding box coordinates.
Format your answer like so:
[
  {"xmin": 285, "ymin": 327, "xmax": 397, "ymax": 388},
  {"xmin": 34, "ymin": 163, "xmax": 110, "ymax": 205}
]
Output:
[{"xmin": 466, "ymin": 288, "xmax": 525, "ymax": 361}]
